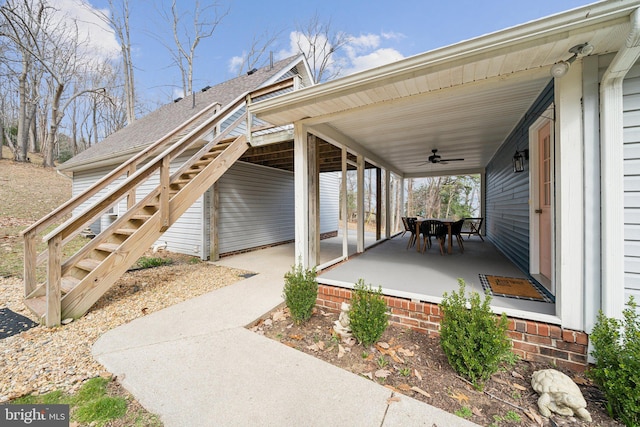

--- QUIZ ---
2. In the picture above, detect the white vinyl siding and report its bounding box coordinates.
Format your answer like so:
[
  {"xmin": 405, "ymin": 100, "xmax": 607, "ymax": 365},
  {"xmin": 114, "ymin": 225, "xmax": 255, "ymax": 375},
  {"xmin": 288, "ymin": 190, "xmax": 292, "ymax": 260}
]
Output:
[
  {"xmin": 217, "ymin": 162, "xmax": 294, "ymax": 254},
  {"xmin": 217, "ymin": 162, "xmax": 339, "ymax": 254},
  {"xmin": 319, "ymin": 172, "xmax": 340, "ymax": 234},
  {"xmin": 623, "ymin": 65, "xmax": 640, "ymax": 304},
  {"xmin": 72, "ymin": 166, "xmax": 127, "ymax": 235}
]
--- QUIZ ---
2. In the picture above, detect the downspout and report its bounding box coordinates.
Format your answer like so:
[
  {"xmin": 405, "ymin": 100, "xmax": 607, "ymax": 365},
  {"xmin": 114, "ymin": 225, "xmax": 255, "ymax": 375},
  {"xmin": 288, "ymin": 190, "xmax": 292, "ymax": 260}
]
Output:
[{"xmin": 600, "ymin": 8, "xmax": 640, "ymax": 319}]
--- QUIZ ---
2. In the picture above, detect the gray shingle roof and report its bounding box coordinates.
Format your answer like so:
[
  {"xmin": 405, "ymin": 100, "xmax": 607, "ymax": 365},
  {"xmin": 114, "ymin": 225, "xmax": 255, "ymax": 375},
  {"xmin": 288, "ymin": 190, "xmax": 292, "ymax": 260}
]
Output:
[{"xmin": 60, "ymin": 55, "xmax": 303, "ymax": 171}]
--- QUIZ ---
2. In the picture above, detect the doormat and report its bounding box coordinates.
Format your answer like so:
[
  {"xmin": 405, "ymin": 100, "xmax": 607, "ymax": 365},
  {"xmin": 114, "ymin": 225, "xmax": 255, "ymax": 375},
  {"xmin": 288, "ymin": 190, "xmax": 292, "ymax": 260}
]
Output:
[
  {"xmin": 0, "ymin": 307, "xmax": 38, "ymax": 340},
  {"xmin": 479, "ymin": 274, "xmax": 554, "ymax": 303}
]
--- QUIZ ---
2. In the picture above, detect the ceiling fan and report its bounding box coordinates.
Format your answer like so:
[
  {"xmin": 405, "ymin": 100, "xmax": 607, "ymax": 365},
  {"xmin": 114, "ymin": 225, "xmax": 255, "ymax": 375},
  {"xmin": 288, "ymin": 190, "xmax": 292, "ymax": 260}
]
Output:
[{"xmin": 419, "ymin": 149, "xmax": 465, "ymax": 165}]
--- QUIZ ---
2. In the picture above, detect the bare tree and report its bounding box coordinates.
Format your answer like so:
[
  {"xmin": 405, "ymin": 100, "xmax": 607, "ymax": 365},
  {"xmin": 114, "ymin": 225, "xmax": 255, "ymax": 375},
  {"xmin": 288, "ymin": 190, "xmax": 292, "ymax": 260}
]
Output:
[
  {"xmin": 92, "ymin": 0, "xmax": 136, "ymax": 125},
  {"xmin": 1, "ymin": 0, "xmax": 110, "ymax": 167},
  {"xmin": 295, "ymin": 13, "xmax": 351, "ymax": 83},
  {"xmin": 232, "ymin": 28, "xmax": 282, "ymax": 77},
  {"xmin": 155, "ymin": 0, "xmax": 228, "ymax": 96},
  {"xmin": 0, "ymin": 0, "xmax": 45, "ymax": 162}
]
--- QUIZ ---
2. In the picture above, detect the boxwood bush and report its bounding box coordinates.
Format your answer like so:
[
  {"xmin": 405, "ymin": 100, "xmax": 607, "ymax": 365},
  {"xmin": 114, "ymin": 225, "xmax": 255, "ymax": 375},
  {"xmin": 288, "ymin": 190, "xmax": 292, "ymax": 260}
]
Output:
[
  {"xmin": 588, "ymin": 297, "xmax": 640, "ymax": 427},
  {"xmin": 349, "ymin": 279, "xmax": 389, "ymax": 346},
  {"xmin": 283, "ymin": 264, "xmax": 318, "ymax": 325},
  {"xmin": 439, "ymin": 279, "xmax": 511, "ymax": 390}
]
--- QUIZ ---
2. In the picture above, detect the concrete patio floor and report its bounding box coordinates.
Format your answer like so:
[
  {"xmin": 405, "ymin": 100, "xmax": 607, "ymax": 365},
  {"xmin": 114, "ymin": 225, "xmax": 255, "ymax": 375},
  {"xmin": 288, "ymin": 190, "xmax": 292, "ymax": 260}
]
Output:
[{"xmin": 319, "ymin": 233, "xmax": 557, "ymax": 319}]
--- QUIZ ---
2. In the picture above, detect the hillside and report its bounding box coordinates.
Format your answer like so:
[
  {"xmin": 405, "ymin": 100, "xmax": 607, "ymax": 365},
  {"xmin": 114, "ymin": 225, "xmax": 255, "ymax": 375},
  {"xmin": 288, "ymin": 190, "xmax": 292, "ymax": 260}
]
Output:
[{"xmin": 0, "ymin": 148, "xmax": 72, "ymax": 277}]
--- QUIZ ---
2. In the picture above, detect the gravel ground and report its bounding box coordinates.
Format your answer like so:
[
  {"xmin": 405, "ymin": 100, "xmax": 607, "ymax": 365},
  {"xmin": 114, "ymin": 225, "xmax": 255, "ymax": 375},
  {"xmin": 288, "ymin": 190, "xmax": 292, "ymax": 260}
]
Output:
[{"xmin": 0, "ymin": 257, "xmax": 250, "ymax": 402}]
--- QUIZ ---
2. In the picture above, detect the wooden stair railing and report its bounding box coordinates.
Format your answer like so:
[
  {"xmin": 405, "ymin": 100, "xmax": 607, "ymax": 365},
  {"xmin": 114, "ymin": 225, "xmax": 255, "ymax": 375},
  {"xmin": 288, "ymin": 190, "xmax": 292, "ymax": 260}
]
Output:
[{"xmin": 22, "ymin": 77, "xmax": 297, "ymax": 327}]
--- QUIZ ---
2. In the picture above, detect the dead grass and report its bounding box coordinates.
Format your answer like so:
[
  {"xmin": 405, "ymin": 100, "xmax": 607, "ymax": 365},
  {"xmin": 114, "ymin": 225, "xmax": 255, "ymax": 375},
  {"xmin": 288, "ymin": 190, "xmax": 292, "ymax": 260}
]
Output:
[{"xmin": 0, "ymin": 150, "xmax": 77, "ymax": 278}]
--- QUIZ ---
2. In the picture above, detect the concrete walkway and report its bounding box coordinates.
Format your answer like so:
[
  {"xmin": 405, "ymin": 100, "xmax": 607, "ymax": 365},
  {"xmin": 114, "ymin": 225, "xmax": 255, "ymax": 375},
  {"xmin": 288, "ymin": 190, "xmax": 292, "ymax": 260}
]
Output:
[{"xmin": 92, "ymin": 244, "xmax": 479, "ymax": 427}]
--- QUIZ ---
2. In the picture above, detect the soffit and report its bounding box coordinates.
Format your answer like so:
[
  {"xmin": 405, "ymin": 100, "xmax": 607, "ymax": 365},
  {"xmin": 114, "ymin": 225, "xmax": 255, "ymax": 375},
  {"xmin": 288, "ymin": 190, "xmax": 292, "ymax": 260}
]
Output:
[{"xmin": 252, "ymin": 2, "xmax": 636, "ymax": 176}]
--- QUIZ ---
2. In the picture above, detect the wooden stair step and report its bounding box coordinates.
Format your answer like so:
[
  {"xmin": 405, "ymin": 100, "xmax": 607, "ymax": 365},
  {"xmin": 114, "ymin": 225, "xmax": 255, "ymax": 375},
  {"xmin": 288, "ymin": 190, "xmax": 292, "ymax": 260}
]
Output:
[
  {"xmin": 193, "ymin": 159, "xmax": 212, "ymax": 167},
  {"xmin": 213, "ymin": 142, "xmax": 231, "ymax": 150},
  {"xmin": 24, "ymin": 296, "xmax": 46, "ymax": 319},
  {"xmin": 61, "ymin": 277, "xmax": 80, "ymax": 294},
  {"xmin": 131, "ymin": 214, "xmax": 152, "ymax": 221},
  {"xmin": 76, "ymin": 258, "xmax": 101, "ymax": 272},
  {"xmin": 115, "ymin": 227, "xmax": 137, "ymax": 236},
  {"xmin": 96, "ymin": 242, "xmax": 121, "ymax": 252},
  {"xmin": 201, "ymin": 152, "xmax": 222, "ymax": 160}
]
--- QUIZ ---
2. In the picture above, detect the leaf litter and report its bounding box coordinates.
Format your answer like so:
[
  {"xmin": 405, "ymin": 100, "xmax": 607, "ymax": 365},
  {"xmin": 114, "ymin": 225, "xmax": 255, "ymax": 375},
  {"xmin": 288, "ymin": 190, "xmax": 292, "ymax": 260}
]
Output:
[{"xmin": 250, "ymin": 304, "xmax": 622, "ymax": 426}]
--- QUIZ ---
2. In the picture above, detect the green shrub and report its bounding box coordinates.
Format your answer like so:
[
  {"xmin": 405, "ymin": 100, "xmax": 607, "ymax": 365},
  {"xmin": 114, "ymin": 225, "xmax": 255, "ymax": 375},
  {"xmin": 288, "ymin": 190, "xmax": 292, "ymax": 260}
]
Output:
[
  {"xmin": 283, "ymin": 264, "xmax": 318, "ymax": 325},
  {"xmin": 349, "ymin": 279, "xmax": 389, "ymax": 346},
  {"xmin": 588, "ymin": 297, "xmax": 640, "ymax": 427},
  {"xmin": 439, "ymin": 279, "xmax": 511, "ymax": 390},
  {"xmin": 136, "ymin": 256, "xmax": 172, "ymax": 269}
]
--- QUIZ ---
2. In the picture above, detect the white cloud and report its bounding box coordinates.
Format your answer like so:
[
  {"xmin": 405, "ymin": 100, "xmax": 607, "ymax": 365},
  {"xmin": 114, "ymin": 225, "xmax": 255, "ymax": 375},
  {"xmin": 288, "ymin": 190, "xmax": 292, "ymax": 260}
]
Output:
[
  {"xmin": 276, "ymin": 29, "xmax": 404, "ymax": 80},
  {"xmin": 228, "ymin": 55, "xmax": 244, "ymax": 74},
  {"xmin": 349, "ymin": 34, "xmax": 381, "ymax": 50},
  {"xmin": 49, "ymin": 0, "xmax": 121, "ymax": 61},
  {"xmin": 343, "ymin": 47, "xmax": 404, "ymax": 75},
  {"xmin": 381, "ymin": 31, "xmax": 406, "ymax": 42}
]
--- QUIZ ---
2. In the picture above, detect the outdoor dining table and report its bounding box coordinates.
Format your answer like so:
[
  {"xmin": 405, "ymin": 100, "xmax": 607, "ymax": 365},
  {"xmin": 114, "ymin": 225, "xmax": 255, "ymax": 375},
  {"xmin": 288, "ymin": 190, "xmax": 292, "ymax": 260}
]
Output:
[{"xmin": 415, "ymin": 218, "xmax": 455, "ymax": 254}]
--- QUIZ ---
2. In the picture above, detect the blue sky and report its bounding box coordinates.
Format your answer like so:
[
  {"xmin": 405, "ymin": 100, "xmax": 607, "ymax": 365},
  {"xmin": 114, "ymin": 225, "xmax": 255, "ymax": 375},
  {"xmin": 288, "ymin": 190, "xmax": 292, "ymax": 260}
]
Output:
[{"xmin": 69, "ymin": 0, "xmax": 597, "ymax": 104}]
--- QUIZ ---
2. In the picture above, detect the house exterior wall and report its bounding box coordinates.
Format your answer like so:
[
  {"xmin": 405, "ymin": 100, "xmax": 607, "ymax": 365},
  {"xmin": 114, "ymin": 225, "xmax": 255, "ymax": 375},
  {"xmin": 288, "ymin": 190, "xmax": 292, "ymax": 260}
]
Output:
[
  {"xmin": 216, "ymin": 162, "xmax": 339, "ymax": 255},
  {"xmin": 485, "ymin": 81, "xmax": 554, "ymax": 274},
  {"xmin": 623, "ymin": 63, "xmax": 640, "ymax": 304}
]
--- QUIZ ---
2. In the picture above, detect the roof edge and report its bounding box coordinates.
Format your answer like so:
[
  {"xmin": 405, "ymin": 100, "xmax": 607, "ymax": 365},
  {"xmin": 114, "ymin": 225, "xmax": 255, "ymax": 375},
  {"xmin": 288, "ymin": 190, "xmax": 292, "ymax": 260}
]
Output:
[
  {"xmin": 252, "ymin": 0, "xmax": 640, "ymax": 121},
  {"xmin": 59, "ymin": 55, "xmax": 309, "ymax": 172}
]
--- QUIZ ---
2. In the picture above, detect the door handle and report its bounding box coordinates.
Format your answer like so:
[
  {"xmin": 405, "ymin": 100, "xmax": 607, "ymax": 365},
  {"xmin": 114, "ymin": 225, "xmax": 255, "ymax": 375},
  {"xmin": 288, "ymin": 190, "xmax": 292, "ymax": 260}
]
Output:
[{"xmin": 535, "ymin": 209, "xmax": 543, "ymax": 214}]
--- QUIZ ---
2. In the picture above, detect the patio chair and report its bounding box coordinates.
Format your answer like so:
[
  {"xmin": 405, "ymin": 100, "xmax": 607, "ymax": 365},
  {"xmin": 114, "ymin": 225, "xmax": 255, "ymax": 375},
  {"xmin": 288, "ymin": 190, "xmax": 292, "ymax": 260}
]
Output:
[
  {"xmin": 401, "ymin": 217, "xmax": 410, "ymax": 237},
  {"xmin": 406, "ymin": 217, "xmax": 418, "ymax": 249},
  {"xmin": 451, "ymin": 219, "xmax": 465, "ymax": 253},
  {"xmin": 462, "ymin": 217, "xmax": 484, "ymax": 241},
  {"xmin": 420, "ymin": 220, "xmax": 446, "ymax": 255}
]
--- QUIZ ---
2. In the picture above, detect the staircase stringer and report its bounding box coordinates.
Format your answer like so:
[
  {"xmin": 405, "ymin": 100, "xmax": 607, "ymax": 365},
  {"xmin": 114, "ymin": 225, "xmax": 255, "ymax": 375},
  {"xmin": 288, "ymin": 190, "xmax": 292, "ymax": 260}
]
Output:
[
  {"xmin": 170, "ymin": 135, "xmax": 249, "ymax": 215},
  {"xmin": 60, "ymin": 135, "xmax": 249, "ymax": 319}
]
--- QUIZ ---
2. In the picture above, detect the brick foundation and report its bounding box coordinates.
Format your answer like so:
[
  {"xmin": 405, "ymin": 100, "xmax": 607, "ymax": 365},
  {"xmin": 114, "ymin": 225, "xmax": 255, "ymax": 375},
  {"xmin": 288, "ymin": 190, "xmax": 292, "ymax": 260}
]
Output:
[{"xmin": 317, "ymin": 284, "xmax": 589, "ymax": 372}]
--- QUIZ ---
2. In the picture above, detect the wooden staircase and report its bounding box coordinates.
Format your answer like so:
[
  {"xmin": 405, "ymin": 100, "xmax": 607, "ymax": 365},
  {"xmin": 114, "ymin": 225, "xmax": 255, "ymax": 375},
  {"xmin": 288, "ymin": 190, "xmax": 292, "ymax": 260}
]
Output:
[{"xmin": 21, "ymin": 78, "xmax": 297, "ymax": 326}]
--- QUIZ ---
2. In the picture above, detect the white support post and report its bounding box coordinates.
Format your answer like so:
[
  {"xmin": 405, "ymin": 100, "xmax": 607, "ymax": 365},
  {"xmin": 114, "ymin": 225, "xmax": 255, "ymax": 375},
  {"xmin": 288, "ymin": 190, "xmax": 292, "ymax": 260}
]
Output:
[
  {"xmin": 479, "ymin": 171, "xmax": 487, "ymax": 235},
  {"xmin": 308, "ymin": 134, "xmax": 319, "ymax": 266},
  {"xmin": 400, "ymin": 176, "xmax": 405, "ymax": 218},
  {"xmin": 294, "ymin": 123, "xmax": 309, "ymax": 268},
  {"xmin": 555, "ymin": 62, "xmax": 585, "ymax": 330},
  {"xmin": 341, "ymin": 148, "xmax": 348, "ymax": 258},
  {"xmin": 385, "ymin": 169, "xmax": 391, "ymax": 238},
  {"xmin": 357, "ymin": 154, "xmax": 365, "ymax": 253},
  {"xmin": 600, "ymin": 77, "xmax": 627, "ymax": 320}
]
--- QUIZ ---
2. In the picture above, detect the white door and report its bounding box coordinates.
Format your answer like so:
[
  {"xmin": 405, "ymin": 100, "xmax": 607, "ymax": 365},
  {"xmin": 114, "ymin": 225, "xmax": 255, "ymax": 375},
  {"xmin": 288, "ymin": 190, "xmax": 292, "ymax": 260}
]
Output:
[{"xmin": 537, "ymin": 122, "xmax": 552, "ymax": 284}]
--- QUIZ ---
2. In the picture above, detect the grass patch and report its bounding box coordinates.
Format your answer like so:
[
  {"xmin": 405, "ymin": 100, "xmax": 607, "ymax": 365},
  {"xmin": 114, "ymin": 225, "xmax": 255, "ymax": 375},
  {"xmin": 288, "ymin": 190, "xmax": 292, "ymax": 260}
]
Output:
[
  {"xmin": 136, "ymin": 256, "xmax": 173, "ymax": 269},
  {"xmin": 0, "ymin": 226, "xmax": 90, "ymax": 279},
  {"xmin": 10, "ymin": 377, "xmax": 161, "ymax": 426}
]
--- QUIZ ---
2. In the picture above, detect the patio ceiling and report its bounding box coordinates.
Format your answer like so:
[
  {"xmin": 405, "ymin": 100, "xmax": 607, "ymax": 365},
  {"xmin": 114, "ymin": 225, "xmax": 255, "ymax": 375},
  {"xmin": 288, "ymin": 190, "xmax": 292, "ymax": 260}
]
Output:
[{"xmin": 251, "ymin": 1, "xmax": 639, "ymax": 177}]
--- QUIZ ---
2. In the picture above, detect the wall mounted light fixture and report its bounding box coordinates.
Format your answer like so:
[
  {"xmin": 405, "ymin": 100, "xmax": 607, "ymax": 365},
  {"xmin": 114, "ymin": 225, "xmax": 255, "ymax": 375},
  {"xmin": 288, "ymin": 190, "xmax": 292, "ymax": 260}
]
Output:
[
  {"xmin": 550, "ymin": 43, "xmax": 594, "ymax": 78},
  {"xmin": 513, "ymin": 149, "xmax": 529, "ymax": 173}
]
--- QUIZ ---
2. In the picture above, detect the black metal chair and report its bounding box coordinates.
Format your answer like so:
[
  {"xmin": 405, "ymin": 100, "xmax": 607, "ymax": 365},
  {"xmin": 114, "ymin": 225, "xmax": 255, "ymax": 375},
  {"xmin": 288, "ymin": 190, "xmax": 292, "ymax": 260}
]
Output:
[
  {"xmin": 462, "ymin": 217, "xmax": 484, "ymax": 241},
  {"xmin": 405, "ymin": 217, "xmax": 418, "ymax": 249},
  {"xmin": 451, "ymin": 219, "xmax": 465, "ymax": 253},
  {"xmin": 420, "ymin": 220, "xmax": 446, "ymax": 255}
]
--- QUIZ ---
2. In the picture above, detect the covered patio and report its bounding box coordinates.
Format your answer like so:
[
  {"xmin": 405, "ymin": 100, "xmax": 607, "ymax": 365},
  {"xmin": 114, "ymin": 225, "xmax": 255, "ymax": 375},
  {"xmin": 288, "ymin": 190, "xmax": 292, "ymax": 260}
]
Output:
[
  {"xmin": 248, "ymin": 2, "xmax": 640, "ymax": 369},
  {"xmin": 318, "ymin": 231, "xmax": 555, "ymax": 322}
]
